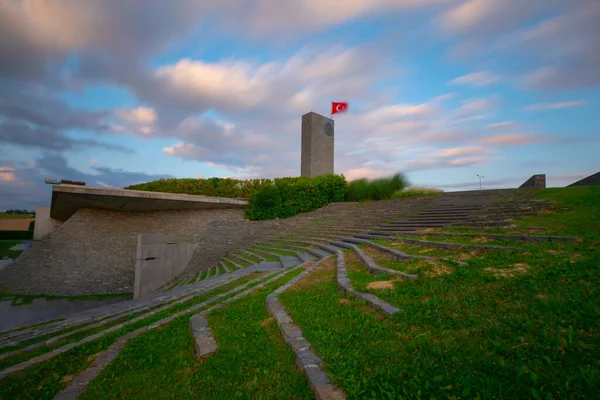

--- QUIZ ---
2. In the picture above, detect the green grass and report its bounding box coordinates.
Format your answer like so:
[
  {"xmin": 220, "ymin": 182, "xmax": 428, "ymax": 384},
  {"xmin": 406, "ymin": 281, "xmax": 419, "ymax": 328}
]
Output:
[
  {"xmin": 0, "ymin": 240, "xmax": 24, "ymax": 260},
  {"xmin": 246, "ymin": 248, "xmax": 279, "ymax": 262},
  {"xmin": 0, "ymin": 213, "xmax": 33, "ymax": 220},
  {"xmin": 195, "ymin": 270, "xmax": 207, "ymax": 282},
  {"xmin": 278, "ymin": 187, "xmax": 600, "ymax": 399},
  {"xmin": 221, "ymin": 259, "xmax": 238, "ymax": 271},
  {"xmin": 229, "ymin": 255, "xmax": 252, "ymax": 268},
  {"xmin": 232, "ymin": 251, "xmax": 260, "ymax": 265},
  {"xmin": 80, "ymin": 268, "xmax": 312, "ymax": 400},
  {"xmin": 392, "ymin": 187, "xmax": 443, "ymax": 199},
  {"xmin": 0, "ymin": 272, "xmax": 268, "ymax": 398}
]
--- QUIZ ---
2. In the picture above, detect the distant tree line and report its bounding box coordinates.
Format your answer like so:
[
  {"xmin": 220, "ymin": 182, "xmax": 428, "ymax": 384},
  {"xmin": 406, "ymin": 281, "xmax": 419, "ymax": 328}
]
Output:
[{"xmin": 4, "ymin": 209, "xmax": 35, "ymax": 215}]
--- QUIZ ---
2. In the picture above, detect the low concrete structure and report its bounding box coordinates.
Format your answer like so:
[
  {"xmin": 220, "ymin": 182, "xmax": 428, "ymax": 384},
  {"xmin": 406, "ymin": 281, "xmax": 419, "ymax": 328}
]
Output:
[
  {"xmin": 33, "ymin": 206, "xmax": 63, "ymax": 240},
  {"xmin": 50, "ymin": 185, "xmax": 247, "ymax": 221},
  {"xmin": 519, "ymin": 174, "xmax": 546, "ymax": 189},
  {"xmin": 134, "ymin": 233, "xmax": 198, "ymax": 299},
  {"xmin": 567, "ymin": 171, "xmax": 600, "ymax": 187}
]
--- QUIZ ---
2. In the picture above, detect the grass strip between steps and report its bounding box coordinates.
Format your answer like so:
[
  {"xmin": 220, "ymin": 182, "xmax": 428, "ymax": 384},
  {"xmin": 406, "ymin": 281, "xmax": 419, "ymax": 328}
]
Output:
[
  {"xmin": 276, "ymin": 187, "xmax": 600, "ymax": 399},
  {"xmin": 0, "ymin": 273, "xmax": 272, "ymax": 398},
  {"xmin": 79, "ymin": 268, "xmax": 312, "ymax": 400},
  {"xmin": 0, "ymin": 319, "xmax": 66, "ymax": 339}
]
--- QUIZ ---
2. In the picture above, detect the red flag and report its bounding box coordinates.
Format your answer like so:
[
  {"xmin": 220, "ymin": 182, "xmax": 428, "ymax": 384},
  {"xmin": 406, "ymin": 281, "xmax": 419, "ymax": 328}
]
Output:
[{"xmin": 331, "ymin": 102, "xmax": 348, "ymax": 115}]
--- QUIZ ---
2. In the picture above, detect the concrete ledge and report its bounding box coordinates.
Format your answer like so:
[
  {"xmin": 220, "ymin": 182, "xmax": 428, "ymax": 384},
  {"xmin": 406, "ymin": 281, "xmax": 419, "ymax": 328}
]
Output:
[
  {"xmin": 51, "ymin": 185, "xmax": 247, "ymax": 221},
  {"xmin": 134, "ymin": 234, "xmax": 198, "ymax": 299},
  {"xmin": 519, "ymin": 174, "xmax": 546, "ymax": 189}
]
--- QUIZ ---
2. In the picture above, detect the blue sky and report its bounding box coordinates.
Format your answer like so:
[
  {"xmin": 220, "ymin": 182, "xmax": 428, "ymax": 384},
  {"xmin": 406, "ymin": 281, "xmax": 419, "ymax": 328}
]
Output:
[{"xmin": 0, "ymin": 0, "xmax": 598, "ymax": 209}]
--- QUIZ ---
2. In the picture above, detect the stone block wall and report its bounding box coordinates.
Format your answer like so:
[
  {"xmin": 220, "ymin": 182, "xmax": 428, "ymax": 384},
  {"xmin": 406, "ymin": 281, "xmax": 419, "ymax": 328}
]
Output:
[
  {"xmin": 0, "ymin": 208, "xmax": 279, "ymax": 296},
  {"xmin": 567, "ymin": 172, "xmax": 600, "ymax": 187},
  {"xmin": 519, "ymin": 174, "xmax": 546, "ymax": 189}
]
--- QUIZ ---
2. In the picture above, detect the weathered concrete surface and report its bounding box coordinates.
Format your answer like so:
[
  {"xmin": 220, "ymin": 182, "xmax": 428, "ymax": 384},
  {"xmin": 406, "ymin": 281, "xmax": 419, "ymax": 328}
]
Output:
[
  {"xmin": 134, "ymin": 233, "xmax": 198, "ymax": 298},
  {"xmin": 50, "ymin": 184, "xmax": 247, "ymax": 221},
  {"xmin": 0, "ymin": 208, "xmax": 268, "ymax": 296},
  {"xmin": 0, "ymin": 297, "xmax": 129, "ymax": 331},
  {"xmin": 33, "ymin": 206, "xmax": 63, "ymax": 240},
  {"xmin": 301, "ymin": 111, "xmax": 334, "ymax": 177},
  {"xmin": 519, "ymin": 174, "xmax": 546, "ymax": 188},
  {"xmin": 567, "ymin": 171, "xmax": 600, "ymax": 187}
]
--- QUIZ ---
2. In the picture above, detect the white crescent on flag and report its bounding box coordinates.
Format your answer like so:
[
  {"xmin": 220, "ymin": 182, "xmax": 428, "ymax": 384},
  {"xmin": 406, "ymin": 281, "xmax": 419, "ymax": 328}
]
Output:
[{"xmin": 331, "ymin": 102, "xmax": 348, "ymax": 115}]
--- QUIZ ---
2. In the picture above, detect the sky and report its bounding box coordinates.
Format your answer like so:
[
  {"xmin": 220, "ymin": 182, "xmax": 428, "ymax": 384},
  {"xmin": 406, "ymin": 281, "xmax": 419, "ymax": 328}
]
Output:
[{"xmin": 0, "ymin": 0, "xmax": 599, "ymax": 210}]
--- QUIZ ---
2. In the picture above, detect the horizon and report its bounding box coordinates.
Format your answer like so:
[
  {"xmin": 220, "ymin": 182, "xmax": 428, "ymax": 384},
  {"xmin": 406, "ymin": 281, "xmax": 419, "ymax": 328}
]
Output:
[{"xmin": 1, "ymin": 1, "xmax": 599, "ymax": 209}]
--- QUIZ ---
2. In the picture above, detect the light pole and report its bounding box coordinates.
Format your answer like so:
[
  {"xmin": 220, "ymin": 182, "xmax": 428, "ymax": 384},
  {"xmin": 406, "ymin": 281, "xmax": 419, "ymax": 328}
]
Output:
[{"xmin": 477, "ymin": 174, "xmax": 484, "ymax": 190}]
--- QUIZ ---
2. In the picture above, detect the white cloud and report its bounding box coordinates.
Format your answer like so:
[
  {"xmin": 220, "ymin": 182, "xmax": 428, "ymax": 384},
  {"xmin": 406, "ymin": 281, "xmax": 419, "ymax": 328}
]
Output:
[
  {"xmin": 523, "ymin": 101, "xmax": 589, "ymax": 111},
  {"xmin": 479, "ymin": 134, "xmax": 539, "ymax": 146},
  {"xmin": 450, "ymin": 71, "xmax": 501, "ymax": 87},
  {"xmin": 218, "ymin": 0, "xmax": 451, "ymax": 38},
  {"xmin": 152, "ymin": 46, "xmax": 392, "ymax": 116},
  {"xmin": 426, "ymin": 145, "xmax": 494, "ymax": 159},
  {"xmin": 487, "ymin": 121, "xmax": 516, "ymax": 129}
]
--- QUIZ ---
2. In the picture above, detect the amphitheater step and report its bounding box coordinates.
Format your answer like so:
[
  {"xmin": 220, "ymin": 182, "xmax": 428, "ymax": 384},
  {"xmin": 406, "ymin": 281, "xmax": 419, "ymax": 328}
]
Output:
[
  {"xmin": 297, "ymin": 252, "xmax": 317, "ymax": 262},
  {"xmin": 253, "ymin": 261, "xmax": 284, "ymax": 271},
  {"xmin": 279, "ymin": 255, "xmax": 302, "ymax": 268}
]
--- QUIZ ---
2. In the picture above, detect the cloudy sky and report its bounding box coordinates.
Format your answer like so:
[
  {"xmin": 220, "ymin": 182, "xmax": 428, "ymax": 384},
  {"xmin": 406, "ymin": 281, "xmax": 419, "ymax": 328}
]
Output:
[{"xmin": 1, "ymin": 0, "xmax": 599, "ymax": 210}]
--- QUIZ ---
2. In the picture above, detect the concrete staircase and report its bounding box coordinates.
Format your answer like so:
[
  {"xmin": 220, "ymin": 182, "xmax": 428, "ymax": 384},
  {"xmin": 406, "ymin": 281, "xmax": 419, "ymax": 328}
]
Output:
[{"xmin": 0, "ymin": 188, "xmax": 579, "ymax": 399}]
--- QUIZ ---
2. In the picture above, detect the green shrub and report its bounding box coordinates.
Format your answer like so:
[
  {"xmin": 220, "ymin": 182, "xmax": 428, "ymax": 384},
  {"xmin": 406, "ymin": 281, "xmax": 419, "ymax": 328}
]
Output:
[
  {"xmin": 345, "ymin": 173, "xmax": 409, "ymax": 201},
  {"xmin": 125, "ymin": 177, "xmax": 273, "ymax": 199},
  {"xmin": 246, "ymin": 174, "xmax": 347, "ymax": 220},
  {"xmin": 392, "ymin": 187, "xmax": 443, "ymax": 199},
  {"xmin": 0, "ymin": 231, "xmax": 33, "ymax": 240},
  {"xmin": 28, "ymin": 221, "xmax": 35, "ymax": 231}
]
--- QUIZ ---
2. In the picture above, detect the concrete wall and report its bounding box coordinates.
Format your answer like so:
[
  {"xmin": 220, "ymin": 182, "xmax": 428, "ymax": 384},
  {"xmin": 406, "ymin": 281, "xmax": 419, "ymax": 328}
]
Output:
[
  {"xmin": 134, "ymin": 233, "xmax": 198, "ymax": 299},
  {"xmin": 567, "ymin": 172, "xmax": 600, "ymax": 187},
  {"xmin": 0, "ymin": 207, "xmax": 283, "ymax": 296},
  {"xmin": 519, "ymin": 174, "xmax": 546, "ymax": 189},
  {"xmin": 33, "ymin": 206, "xmax": 63, "ymax": 240},
  {"xmin": 301, "ymin": 112, "xmax": 334, "ymax": 177}
]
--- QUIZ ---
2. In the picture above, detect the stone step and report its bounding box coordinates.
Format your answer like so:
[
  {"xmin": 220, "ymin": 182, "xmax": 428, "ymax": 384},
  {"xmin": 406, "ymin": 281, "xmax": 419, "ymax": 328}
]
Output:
[
  {"xmin": 378, "ymin": 224, "xmax": 448, "ymax": 229},
  {"xmin": 222, "ymin": 257, "xmax": 245, "ymax": 270},
  {"xmin": 227, "ymin": 253, "xmax": 254, "ymax": 267},
  {"xmin": 266, "ymin": 241, "xmax": 327, "ymax": 259},
  {"xmin": 296, "ymin": 252, "xmax": 317, "ymax": 262},
  {"xmin": 218, "ymin": 261, "xmax": 231, "ymax": 274},
  {"xmin": 253, "ymin": 244, "xmax": 299, "ymax": 257},
  {"xmin": 279, "ymin": 255, "xmax": 302, "ymax": 268}
]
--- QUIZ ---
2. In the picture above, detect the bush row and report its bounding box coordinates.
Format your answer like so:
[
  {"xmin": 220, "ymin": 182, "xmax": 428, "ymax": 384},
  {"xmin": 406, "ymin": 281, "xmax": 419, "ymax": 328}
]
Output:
[
  {"xmin": 125, "ymin": 177, "xmax": 273, "ymax": 199},
  {"xmin": 126, "ymin": 172, "xmax": 415, "ymax": 221},
  {"xmin": 345, "ymin": 173, "xmax": 409, "ymax": 201},
  {"xmin": 246, "ymin": 174, "xmax": 347, "ymax": 220}
]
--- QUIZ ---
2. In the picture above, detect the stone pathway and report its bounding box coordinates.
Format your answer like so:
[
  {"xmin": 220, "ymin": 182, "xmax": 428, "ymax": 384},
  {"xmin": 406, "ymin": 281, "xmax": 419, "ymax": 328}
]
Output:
[{"xmin": 0, "ymin": 297, "xmax": 129, "ymax": 332}]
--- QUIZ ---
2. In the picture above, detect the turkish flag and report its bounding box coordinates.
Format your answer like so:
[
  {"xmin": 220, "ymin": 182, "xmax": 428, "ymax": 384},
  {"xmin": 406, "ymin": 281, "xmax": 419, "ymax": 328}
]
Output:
[{"xmin": 331, "ymin": 102, "xmax": 348, "ymax": 115}]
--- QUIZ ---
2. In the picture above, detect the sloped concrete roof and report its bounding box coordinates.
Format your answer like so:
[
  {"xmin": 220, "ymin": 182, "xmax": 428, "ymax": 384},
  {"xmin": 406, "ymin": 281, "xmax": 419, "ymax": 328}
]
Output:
[{"xmin": 50, "ymin": 185, "xmax": 247, "ymax": 220}]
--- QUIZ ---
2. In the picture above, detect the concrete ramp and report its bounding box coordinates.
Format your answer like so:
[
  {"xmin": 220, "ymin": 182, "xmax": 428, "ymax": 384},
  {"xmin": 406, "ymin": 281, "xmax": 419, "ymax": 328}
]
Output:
[
  {"xmin": 567, "ymin": 172, "xmax": 600, "ymax": 187},
  {"xmin": 519, "ymin": 174, "xmax": 546, "ymax": 189}
]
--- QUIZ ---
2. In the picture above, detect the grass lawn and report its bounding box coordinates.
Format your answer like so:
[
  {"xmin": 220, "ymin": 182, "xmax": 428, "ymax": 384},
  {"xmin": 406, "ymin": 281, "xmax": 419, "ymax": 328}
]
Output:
[
  {"xmin": 80, "ymin": 268, "xmax": 312, "ymax": 400},
  {"xmin": 0, "ymin": 240, "xmax": 24, "ymax": 260},
  {"xmin": 279, "ymin": 187, "xmax": 600, "ymax": 399},
  {"xmin": 0, "ymin": 213, "xmax": 33, "ymax": 220}
]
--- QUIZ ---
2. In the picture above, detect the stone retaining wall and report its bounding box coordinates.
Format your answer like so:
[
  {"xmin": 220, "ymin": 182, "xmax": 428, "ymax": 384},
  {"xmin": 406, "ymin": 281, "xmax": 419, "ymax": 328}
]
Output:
[{"xmin": 0, "ymin": 208, "xmax": 278, "ymax": 296}]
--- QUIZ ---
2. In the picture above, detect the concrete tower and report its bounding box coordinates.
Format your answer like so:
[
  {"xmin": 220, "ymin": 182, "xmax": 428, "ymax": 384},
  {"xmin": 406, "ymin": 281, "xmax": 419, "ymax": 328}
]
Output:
[{"xmin": 301, "ymin": 112, "xmax": 334, "ymax": 177}]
